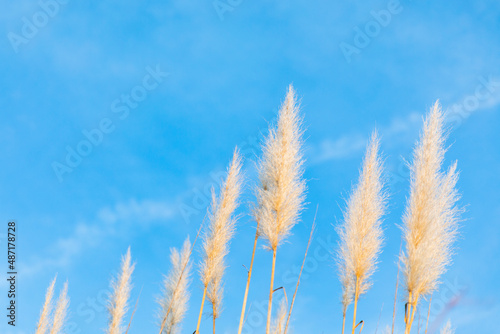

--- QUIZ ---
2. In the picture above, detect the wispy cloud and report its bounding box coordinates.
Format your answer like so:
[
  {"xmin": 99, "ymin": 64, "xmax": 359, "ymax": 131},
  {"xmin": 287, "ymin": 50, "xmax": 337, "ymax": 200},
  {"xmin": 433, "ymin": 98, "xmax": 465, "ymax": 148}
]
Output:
[
  {"xmin": 310, "ymin": 133, "xmax": 366, "ymax": 164},
  {"xmin": 97, "ymin": 199, "xmax": 176, "ymax": 225},
  {"xmin": 18, "ymin": 198, "xmax": 177, "ymax": 278},
  {"xmin": 309, "ymin": 83, "xmax": 500, "ymax": 167},
  {"xmin": 309, "ymin": 111, "xmax": 422, "ymax": 165}
]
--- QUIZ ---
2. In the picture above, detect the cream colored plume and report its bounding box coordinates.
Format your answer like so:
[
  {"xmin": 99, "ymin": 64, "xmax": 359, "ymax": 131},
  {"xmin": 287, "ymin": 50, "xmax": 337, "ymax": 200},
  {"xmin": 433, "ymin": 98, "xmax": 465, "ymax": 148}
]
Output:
[
  {"xmin": 401, "ymin": 102, "xmax": 461, "ymax": 304},
  {"xmin": 159, "ymin": 237, "xmax": 192, "ymax": 334},
  {"xmin": 35, "ymin": 275, "xmax": 57, "ymax": 334},
  {"xmin": 440, "ymin": 320, "xmax": 454, "ymax": 334},
  {"xmin": 271, "ymin": 298, "xmax": 287, "ymax": 334},
  {"xmin": 337, "ymin": 131, "xmax": 386, "ymax": 298},
  {"xmin": 107, "ymin": 247, "xmax": 135, "ymax": 334},
  {"xmin": 255, "ymin": 84, "xmax": 306, "ymax": 251},
  {"xmin": 200, "ymin": 149, "xmax": 243, "ymax": 319},
  {"xmin": 50, "ymin": 282, "xmax": 69, "ymax": 334}
]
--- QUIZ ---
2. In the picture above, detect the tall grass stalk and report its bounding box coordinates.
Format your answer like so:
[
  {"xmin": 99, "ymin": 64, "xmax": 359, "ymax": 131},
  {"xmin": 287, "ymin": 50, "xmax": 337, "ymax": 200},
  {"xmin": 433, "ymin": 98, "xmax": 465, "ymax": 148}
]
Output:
[
  {"xmin": 255, "ymin": 85, "xmax": 306, "ymax": 334},
  {"xmin": 401, "ymin": 102, "xmax": 461, "ymax": 334},
  {"xmin": 336, "ymin": 132, "xmax": 386, "ymax": 334},
  {"xmin": 196, "ymin": 149, "xmax": 243, "ymax": 333}
]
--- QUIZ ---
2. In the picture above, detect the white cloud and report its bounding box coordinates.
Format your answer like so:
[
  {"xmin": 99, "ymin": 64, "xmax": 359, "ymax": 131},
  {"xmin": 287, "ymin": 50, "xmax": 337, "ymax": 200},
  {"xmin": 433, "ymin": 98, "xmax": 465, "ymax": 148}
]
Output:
[
  {"xmin": 18, "ymin": 198, "xmax": 177, "ymax": 278},
  {"xmin": 445, "ymin": 76, "xmax": 500, "ymax": 124},
  {"xmin": 310, "ymin": 133, "xmax": 366, "ymax": 164},
  {"xmin": 309, "ymin": 84, "xmax": 500, "ymax": 166},
  {"xmin": 309, "ymin": 111, "xmax": 422, "ymax": 165},
  {"xmin": 97, "ymin": 198, "xmax": 176, "ymax": 225}
]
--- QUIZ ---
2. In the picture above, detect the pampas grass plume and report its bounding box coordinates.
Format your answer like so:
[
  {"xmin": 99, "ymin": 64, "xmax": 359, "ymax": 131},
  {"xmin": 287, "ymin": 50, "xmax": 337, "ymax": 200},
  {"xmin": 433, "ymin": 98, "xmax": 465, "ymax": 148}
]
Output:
[
  {"xmin": 196, "ymin": 148, "xmax": 243, "ymax": 333},
  {"xmin": 36, "ymin": 275, "xmax": 57, "ymax": 334},
  {"xmin": 50, "ymin": 281, "xmax": 69, "ymax": 334},
  {"xmin": 107, "ymin": 247, "xmax": 135, "ymax": 334},
  {"xmin": 159, "ymin": 237, "xmax": 192, "ymax": 334},
  {"xmin": 336, "ymin": 131, "xmax": 386, "ymax": 333},
  {"xmin": 271, "ymin": 298, "xmax": 287, "ymax": 334},
  {"xmin": 255, "ymin": 84, "xmax": 306, "ymax": 251},
  {"xmin": 440, "ymin": 320, "xmax": 454, "ymax": 334},
  {"xmin": 401, "ymin": 102, "xmax": 461, "ymax": 333}
]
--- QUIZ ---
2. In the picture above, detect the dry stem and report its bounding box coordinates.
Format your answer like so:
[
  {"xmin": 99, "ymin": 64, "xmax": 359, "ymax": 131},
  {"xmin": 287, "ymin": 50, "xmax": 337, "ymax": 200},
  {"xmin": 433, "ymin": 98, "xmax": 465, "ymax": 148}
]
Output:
[
  {"xmin": 284, "ymin": 207, "xmax": 317, "ymax": 334},
  {"xmin": 266, "ymin": 248, "xmax": 277, "ymax": 334},
  {"xmin": 237, "ymin": 220, "xmax": 260, "ymax": 334}
]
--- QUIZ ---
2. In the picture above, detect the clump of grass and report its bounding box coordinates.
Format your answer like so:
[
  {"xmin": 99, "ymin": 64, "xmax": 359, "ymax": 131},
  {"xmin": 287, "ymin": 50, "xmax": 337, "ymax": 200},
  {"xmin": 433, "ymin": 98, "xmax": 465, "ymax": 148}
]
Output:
[
  {"xmin": 336, "ymin": 131, "xmax": 386, "ymax": 334},
  {"xmin": 254, "ymin": 85, "xmax": 306, "ymax": 334},
  {"xmin": 50, "ymin": 281, "xmax": 69, "ymax": 334},
  {"xmin": 32, "ymin": 95, "xmax": 468, "ymax": 334},
  {"xmin": 36, "ymin": 275, "xmax": 57, "ymax": 334},
  {"xmin": 401, "ymin": 102, "xmax": 461, "ymax": 334},
  {"xmin": 159, "ymin": 237, "xmax": 192, "ymax": 334},
  {"xmin": 107, "ymin": 247, "xmax": 135, "ymax": 334},
  {"xmin": 196, "ymin": 149, "xmax": 243, "ymax": 334}
]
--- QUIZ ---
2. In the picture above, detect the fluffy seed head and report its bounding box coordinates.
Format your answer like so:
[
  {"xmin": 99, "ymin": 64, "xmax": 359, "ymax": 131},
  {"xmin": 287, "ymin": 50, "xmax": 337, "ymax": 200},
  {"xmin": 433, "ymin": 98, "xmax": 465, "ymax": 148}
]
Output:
[
  {"xmin": 36, "ymin": 275, "xmax": 57, "ymax": 334},
  {"xmin": 337, "ymin": 132, "xmax": 386, "ymax": 300},
  {"xmin": 271, "ymin": 298, "xmax": 287, "ymax": 334},
  {"xmin": 401, "ymin": 102, "xmax": 461, "ymax": 303},
  {"xmin": 50, "ymin": 282, "xmax": 69, "ymax": 334},
  {"xmin": 159, "ymin": 237, "xmax": 192, "ymax": 334},
  {"xmin": 440, "ymin": 320, "xmax": 454, "ymax": 334},
  {"xmin": 200, "ymin": 149, "xmax": 243, "ymax": 318},
  {"xmin": 255, "ymin": 85, "xmax": 306, "ymax": 251},
  {"xmin": 107, "ymin": 247, "xmax": 135, "ymax": 334}
]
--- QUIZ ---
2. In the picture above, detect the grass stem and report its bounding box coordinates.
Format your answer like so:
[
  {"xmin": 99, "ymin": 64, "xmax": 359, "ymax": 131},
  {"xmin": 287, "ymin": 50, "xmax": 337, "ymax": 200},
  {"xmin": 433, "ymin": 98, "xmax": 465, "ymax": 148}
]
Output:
[
  {"xmin": 284, "ymin": 207, "xmax": 317, "ymax": 334},
  {"xmin": 266, "ymin": 248, "xmax": 277, "ymax": 334},
  {"xmin": 195, "ymin": 287, "xmax": 207, "ymax": 334},
  {"xmin": 351, "ymin": 276, "xmax": 360, "ymax": 334},
  {"xmin": 237, "ymin": 220, "xmax": 260, "ymax": 334}
]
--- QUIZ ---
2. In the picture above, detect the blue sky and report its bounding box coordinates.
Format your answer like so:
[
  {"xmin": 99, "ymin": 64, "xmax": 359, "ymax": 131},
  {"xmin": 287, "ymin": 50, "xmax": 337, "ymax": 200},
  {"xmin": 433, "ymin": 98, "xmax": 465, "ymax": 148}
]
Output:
[{"xmin": 1, "ymin": 0, "xmax": 500, "ymax": 333}]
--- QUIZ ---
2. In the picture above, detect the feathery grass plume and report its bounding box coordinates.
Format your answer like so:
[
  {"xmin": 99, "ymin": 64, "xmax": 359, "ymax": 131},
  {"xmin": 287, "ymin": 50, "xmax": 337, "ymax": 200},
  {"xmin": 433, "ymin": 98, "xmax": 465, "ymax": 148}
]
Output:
[
  {"xmin": 336, "ymin": 131, "xmax": 386, "ymax": 334},
  {"xmin": 159, "ymin": 237, "xmax": 192, "ymax": 334},
  {"xmin": 107, "ymin": 247, "xmax": 135, "ymax": 334},
  {"xmin": 440, "ymin": 320, "xmax": 453, "ymax": 334},
  {"xmin": 196, "ymin": 149, "xmax": 243, "ymax": 334},
  {"xmin": 50, "ymin": 282, "xmax": 69, "ymax": 334},
  {"xmin": 159, "ymin": 221, "xmax": 203, "ymax": 334},
  {"xmin": 256, "ymin": 84, "xmax": 306, "ymax": 251},
  {"xmin": 36, "ymin": 275, "xmax": 57, "ymax": 334},
  {"xmin": 255, "ymin": 85, "xmax": 306, "ymax": 334},
  {"xmin": 271, "ymin": 298, "xmax": 288, "ymax": 334},
  {"xmin": 401, "ymin": 102, "xmax": 461, "ymax": 334}
]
